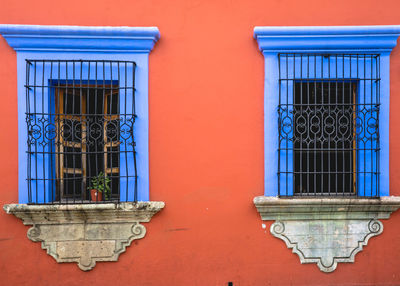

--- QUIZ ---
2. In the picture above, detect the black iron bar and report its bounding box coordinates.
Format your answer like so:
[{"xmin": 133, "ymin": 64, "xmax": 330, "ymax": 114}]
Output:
[
  {"xmin": 370, "ymin": 55, "xmax": 374, "ymax": 196},
  {"xmin": 328, "ymin": 55, "xmax": 331, "ymax": 195},
  {"xmin": 349, "ymin": 55, "xmax": 352, "ymax": 196},
  {"xmin": 124, "ymin": 62, "xmax": 129, "ymax": 201},
  {"xmin": 26, "ymin": 62, "xmax": 32, "ymax": 203},
  {"xmin": 278, "ymin": 54, "xmax": 281, "ymax": 196},
  {"xmin": 79, "ymin": 60, "xmax": 84, "ymax": 201},
  {"xmin": 289, "ymin": 54, "xmax": 293, "ymax": 196},
  {"xmin": 376, "ymin": 55, "xmax": 381, "ymax": 197},
  {"xmin": 72, "ymin": 61, "xmax": 76, "ymax": 204},
  {"xmin": 86, "ymin": 62, "xmax": 92, "ymax": 202},
  {"xmin": 314, "ymin": 54, "xmax": 317, "ymax": 196},
  {"xmin": 57, "ymin": 61, "xmax": 61, "ymax": 202},
  {"xmin": 109, "ymin": 61, "xmax": 114, "ymax": 200},
  {"xmin": 49, "ymin": 61, "xmax": 54, "ymax": 202},
  {"xmin": 342, "ymin": 54, "xmax": 345, "ymax": 196},
  {"xmin": 65, "ymin": 61, "xmax": 71, "ymax": 204},
  {"xmin": 307, "ymin": 54, "xmax": 310, "ymax": 195},
  {"xmin": 363, "ymin": 55, "xmax": 366, "ymax": 196},
  {"xmin": 132, "ymin": 62, "xmax": 138, "ymax": 202},
  {"xmin": 41, "ymin": 61, "xmax": 46, "ymax": 203},
  {"xmin": 335, "ymin": 54, "xmax": 338, "ymax": 196},
  {"xmin": 117, "ymin": 61, "xmax": 122, "ymax": 201},
  {"xmin": 33, "ymin": 61, "xmax": 38, "ymax": 203},
  {"xmin": 94, "ymin": 61, "xmax": 99, "ymax": 203},
  {"xmin": 321, "ymin": 55, "xmax": 324, "ymax": 195},
  {"xmin": 299, "ymin": 54, "xmax": 303, "ymax": 196}
]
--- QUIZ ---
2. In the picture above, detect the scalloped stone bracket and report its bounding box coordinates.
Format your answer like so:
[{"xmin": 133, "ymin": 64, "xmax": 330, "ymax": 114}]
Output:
[
  {"xmin": 270, "ymin": 219, "xmax": 382, "ymax": 272},
  {"xmin": 3, "ymin": 201, "xmax": 165, "ymax": 271},
  {"xmin": 254, "ymin": 196, "xmax": 400, "ymax": 273}
]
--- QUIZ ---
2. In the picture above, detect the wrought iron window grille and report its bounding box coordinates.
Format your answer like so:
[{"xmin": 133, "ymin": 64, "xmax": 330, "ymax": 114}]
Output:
[
  {"xmin": 26, "ymin": 60, "xmax": 138, "ymax": 204},
  {"xmin": 278, "ymin": 53, "xmax": 380, "ymax": 197}
]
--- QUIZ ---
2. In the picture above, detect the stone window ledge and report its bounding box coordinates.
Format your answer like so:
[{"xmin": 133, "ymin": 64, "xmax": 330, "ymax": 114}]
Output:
[
  {"xmin": 254, "ymin": 196, "xmax": 400, "ymax": 272},
  {"xmin": 3, "ymin": 201, "xmax": 165, "ymax": 271}
]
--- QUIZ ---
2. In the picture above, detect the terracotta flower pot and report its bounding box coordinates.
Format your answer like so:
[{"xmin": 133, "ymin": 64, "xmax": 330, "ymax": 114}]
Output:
[{"xmin": 90, "ymin": 189, "xmax": 102, "ymax": 201}]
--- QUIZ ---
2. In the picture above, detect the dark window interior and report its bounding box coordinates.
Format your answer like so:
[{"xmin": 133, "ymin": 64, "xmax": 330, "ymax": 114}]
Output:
[
  {"xmin": 293, "ymin": 81, "xmax": 356, "ymax": 195},
  {"xmin": 57, "ymin": 87, "xmax": 120, "ymax": 200}
]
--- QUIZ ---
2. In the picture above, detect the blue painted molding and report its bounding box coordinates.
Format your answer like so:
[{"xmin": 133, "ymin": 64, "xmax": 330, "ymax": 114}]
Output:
[
  {"xmin": 254, "ymin": 26, "xmax": 400, "ymax": 53},
  {"xmin": 0, "ymin": 24, "xmax": 160, "ymax": 52},
  {"xmin": 254, "ymin": 25, "xmax": 400, "ymax": 197},
  {"xmin": 0, "ymin": 24, "xmax": 159, "ymax": 203}
]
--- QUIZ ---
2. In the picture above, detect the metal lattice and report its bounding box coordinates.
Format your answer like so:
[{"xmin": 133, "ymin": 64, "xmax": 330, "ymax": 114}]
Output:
[
  {"xmin": 278, "ymin": 54, "xmax": 380, "ymax": 197},
  {"xmin": 26, "ymin": 60, "xmax": 137, "ymax": 204}
]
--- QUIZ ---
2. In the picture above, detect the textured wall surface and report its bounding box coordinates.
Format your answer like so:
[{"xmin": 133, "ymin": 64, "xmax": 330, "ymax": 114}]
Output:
[{"xmin": 1, "ymin": 0, "xmax": 400, "ymax": 285}]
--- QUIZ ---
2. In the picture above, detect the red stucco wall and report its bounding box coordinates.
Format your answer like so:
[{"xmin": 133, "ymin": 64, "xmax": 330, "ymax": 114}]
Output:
[{"xmin": 1, "ymin": 0, "xmax": 400, "ymax": 285}]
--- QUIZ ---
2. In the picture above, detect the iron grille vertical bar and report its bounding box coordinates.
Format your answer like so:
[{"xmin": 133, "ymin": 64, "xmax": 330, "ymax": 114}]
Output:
[
  {"xmin": 86, "ymin": 61, "xmax": 92, "ymax": 202},
  {"xmin": 335, "ymin": 54, "xmax": 338, "ymax": 196},
  {"xmin": 363, "ymin": 54, "xmax": 366, "ymax": 197},
  {"xmin": 49, "ymin": 61, "xmax": 54, "ymax": 202},
  {"xmin": 278, "ymin": 54, "xmax": 281, "ymax": 196},
  {"xmin": 328, "ymin": 55, "xmax": 331, "ymax": 195},
  {"xmin": 34, "ymin": 61, "xmax": 38, "ymax": 203},
  {"xmin": 57, "ymin": 61, "xmax": 61, "ymax": 202},
  {"xmin": 79, "ymin": 61, "xmax": 83, "ymax": 201},
  {"xmin": 314, "ymin": 54, "xmax": 317, "ymax": 196},
  {"xmin": 124, "ymin": 61, "xmax": 129, "ymax": 201},
  {"xmin": 132, "ymin": 62, "xmax": 138, "ymax": 202},
  {"xmin": 117, "ymin": 61, "xmax": 123, "ymax": 201},
  {"xmin": 306, "ymin": 54, "xmax": 310, "ymax": 195},
  {"xmin": 102, "ymin": 61, "xmax": 106, "ymax": 202},
  {"xmin": 109, "ymin": 61, "xmax": 114, "ymax": 201},
  {"xmin": 94, "ymin": 61, "xmax": 99, "ymax": 202},
  {"xmin": 377, "ymin": 55, "xmax": 381, "ymax": 197},
  {"xmin": 299, "ymin": 54, "xmax": 303, "ymax": 196},
  {"xmin": 349, "ymin": 55, "xmax": 353, "ymax": 196},
  {"xmin": 26, "ymin": 61, "xmax": 32, "ymax": 203},
  {"xmin": 370, "ymin": 55, "xmax": 374, "ymax": 197},
  {"xmin": 285, "ymin": 54, "xmax": 296, "ymax": 195},
  {"xmin": 41, "ymin": 61, "xmax": 46, "ymax": 203},
  {"xmin": 65, "ymin": 61, "xmax": 69, "ymax": 203},
  {"xmin": 342, "ymin": 54, "xmax": 345, "ymax": 196},
  {"xmin": 321, "ymin": 55, "xmax": 324, "ymax": 195},
  {"xmin": 300, "ymin": 55, "xmax": 309, "ymax": 194},
  {"xmin": 72, "ymin": 61, "xmax": 76, "ymax": 203},
  {"xmin": 356, "ymin": 54, "xmax": 359, "ymax": 196}
]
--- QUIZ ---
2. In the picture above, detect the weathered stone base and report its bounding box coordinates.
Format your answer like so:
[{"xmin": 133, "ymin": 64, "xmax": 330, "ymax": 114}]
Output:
[
  {"xmin": 4, "ymin": 202, "xmax": 165, "ymax": 271},
  {"xmin": 254, "ymin": 196, "xmax": 400, "ymax": 272},
  {"xmin": 271, "ymin": 219, "xmax": 382, "ymax": 272}
]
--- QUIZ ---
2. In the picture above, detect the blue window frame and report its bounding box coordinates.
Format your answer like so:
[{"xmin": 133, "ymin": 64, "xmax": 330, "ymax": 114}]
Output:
[
  {"xmin": 254, "ymin": 26, "xmax": 400, "ymax": 197},
  {"xmin": 0, "ymin": 24, "xmax": 160, "ymax": 203}
]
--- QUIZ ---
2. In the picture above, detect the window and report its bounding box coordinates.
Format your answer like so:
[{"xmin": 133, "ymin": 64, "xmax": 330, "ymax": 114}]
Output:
[
  {"xmin": 253, "ymin": 26, "xmax": 400, "ymax": 198},
  {"xmin": 1, "ymin": 25, "xmax": 165, "ymax": 271},
  {"xmin": 0, "ymin": 24, "xmax": 160, "ymax": 203},
  {"xmin": 277, "ymin": 53, "xmax": 379, "ymax": 197},
  {"xmin": 253, "ymin": 26, "xmax": 400, "ymax": 273},
  {"xmin": 26, "ymin": 60, "xmax": 137, "ymax": 203}
]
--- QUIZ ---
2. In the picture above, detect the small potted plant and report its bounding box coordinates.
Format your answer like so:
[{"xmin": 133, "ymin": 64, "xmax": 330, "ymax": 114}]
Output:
[{"xmin": 88, "ymin": 172, "xmax": 111, "ymax": 201}]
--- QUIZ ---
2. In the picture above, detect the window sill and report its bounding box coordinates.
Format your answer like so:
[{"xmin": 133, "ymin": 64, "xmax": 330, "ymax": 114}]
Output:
[
  {"xmin": 3, "ymin": 201, "xmax": 165, "ymax": 271},
  {"xmin": 253, "ymin": 196, "xmax": 400, "ymax": 272}
]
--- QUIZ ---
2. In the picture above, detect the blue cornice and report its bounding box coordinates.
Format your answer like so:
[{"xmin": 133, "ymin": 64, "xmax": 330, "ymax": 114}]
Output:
[
  {"xmin": 254, "ymin": 25, "xmax": 400, "ymax": 53},
  {"xmin": 0, "ymin": 24, "xmax": 160, "ymax": 53}
]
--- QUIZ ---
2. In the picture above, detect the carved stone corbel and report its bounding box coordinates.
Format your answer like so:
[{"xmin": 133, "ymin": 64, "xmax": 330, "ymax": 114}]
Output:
[
  {"xmin": 3, "ymin": 201, "xmax": 164, "ymax": 271},
  {"xmin": 254, "ymin": 196, "xmax": 400, "ymax": 272}
]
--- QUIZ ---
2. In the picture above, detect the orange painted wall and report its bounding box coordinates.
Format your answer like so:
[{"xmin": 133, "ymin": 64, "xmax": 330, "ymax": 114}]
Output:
[{"xmin": 1, "ymin": 0, "xmax": 400, "ymax": 285}]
